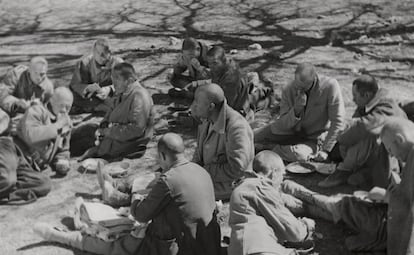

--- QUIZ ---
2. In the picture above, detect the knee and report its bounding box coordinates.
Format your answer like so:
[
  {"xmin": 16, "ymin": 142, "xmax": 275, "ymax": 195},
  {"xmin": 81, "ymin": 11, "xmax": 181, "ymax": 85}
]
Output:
[{"xmin": 0, "ymin": 173, "xmax": 17, "ymax": 193}]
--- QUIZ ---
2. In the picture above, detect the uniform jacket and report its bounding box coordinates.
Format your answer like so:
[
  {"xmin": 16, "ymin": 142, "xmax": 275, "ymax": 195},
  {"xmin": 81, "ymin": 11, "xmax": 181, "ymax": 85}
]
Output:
[
  {"xmin": 193, "ymin": 102, "xmax": 254, "ymax": 199},
  {"xmin": 69, "ymin": 54, "xmax": 123, "ymax": 97},
  {"xmin": 173, "ymin": 41, "xmax": 210, "ymax": 80},
  {"xmin": 97, "ymin": 81, "xmax": 154, "ymax": 157},
  {"xmin": 388, "ymin": 145, "xmax": 414, "ymax": 255},
  {"xmin": 16, "ymin": 104, "xmax": 70, "ymax": 167},
  {"xmin": 338, "ymin": 88, "xmax": 407, "ymax": 147},
  {"xmin": 271, "ymin": 75, "xmax": 345, "ymax": 152},
  {"xmin": 228, "ymin": 173, "xmax": 309, "ymax": 255},
  {"xmin": 0, "ymin": 65, "xmax": 54, "ymax": 114},
  {"xmin": 130, "ymin": 160, "xmax": 221, "ymax": 255}
]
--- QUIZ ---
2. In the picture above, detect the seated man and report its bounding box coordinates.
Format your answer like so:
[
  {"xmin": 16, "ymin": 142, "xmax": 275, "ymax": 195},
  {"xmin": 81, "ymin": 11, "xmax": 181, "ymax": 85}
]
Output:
[
  {"xmin": 319, "ymin": 75, "xmax": 407, "ymax": 188},
  {"xmin": 15, "ymin": 86, "xmax": 73, "ymax": 176},
  {"xmin": 34, "ymin": 133, "xmax": 222, "ymax": 255},
  {"xmin": 283, "ymin": 117, "xmax": 414, "ymax": 254},
  {"xmin": 191, "ymin": 83, "xmax": 254, "ymax": 200},
  {"xmin": 0, "ymin": 56, "xmax": 54, "ymax": 116},
  {"xmin": 80, "ymin": 62, "xmax": 154, "ymax": 160},
  {"xmin": 254, "ymin": 63, "xmax": 345, "ymax": 163},
  {"xmin": 69, "ymin": 38, "xmax": 123, "ymax": 113},
  {"xmin": 229, "ymin": 150, "xmax": 315, "ymax": 255},
  {"xmin": 0, "ymin": 87, "xmax": 73, "ymax": 203},
  {"xmin": 168, "ymin": 37, "xmax": 210, "ymax": 89}
]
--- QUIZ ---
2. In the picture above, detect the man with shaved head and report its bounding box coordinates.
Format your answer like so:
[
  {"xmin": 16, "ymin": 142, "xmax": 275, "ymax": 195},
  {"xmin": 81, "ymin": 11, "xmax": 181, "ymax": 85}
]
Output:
[
  {"xmin": 191, "ymin": 82, "xmax": 254, "ymax": 200},
  {"xmin": 254, "ymin": 63, "xmax": 345, "ymax": 163},
  {"xmin": 0, "ymin": 56, "xmax": 54, "ymax": 116},
  {"xmin": 34, "ymin": 132, "xmax": 222, "ymax": 255},
  {"xmin": 70, "ymin": 38, "xmax": 123, "ymax": 113},
  {"xmin": 0, "ymin": 87, "xmax": 73, "ymax": 204},
  {"xmin": 229, "ymin": 151, "xmax": 315, "ymax": 255},
  {"xmin": 319, "ymin": 74, "xmax": 407, "ymax": 188}
]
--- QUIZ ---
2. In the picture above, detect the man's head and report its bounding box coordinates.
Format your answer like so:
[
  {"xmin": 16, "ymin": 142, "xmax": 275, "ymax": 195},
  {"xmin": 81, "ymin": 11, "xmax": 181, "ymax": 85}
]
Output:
[
  {"xmin": 352, "ymin": 75, "xmax": 379, "ymax": 108},
  {"xmin": 380, "ymin": 117, "xmax": 414, "ymax": 162},
  {"xmin": 253, "ymin": 150, "xmax": 285, "ymax": 186},
  {"xmin": 190, "ymin": 83, "xmax": 225, "ymax": 120},
  {"xmin": 206, "ymin": 46, "xmax": 227, "ymax": 74},
  {"xmin": 50, "ymin": 87, "xmax": 73, "ymax": 115},
  {"xmin": 29, "ymin": 57, "xmax": 48, "ymax": 85},
  {"xmin": 93, "ymin": 38, "xmax": 112, "ymax": 66},
  {"xmin": 157, "ymin": 133, "xmax": 185, "ymax": 170},
  {"xmin": 182, "ymin": 38, "xmax": 201, "ymax": 62},
  {"xmin": 294, "ymin": 63, "xmax": 316, "ymax": 92},
  {"xmin": 111, "ymin": 62, "xmax": 137, "ymax": 95}
]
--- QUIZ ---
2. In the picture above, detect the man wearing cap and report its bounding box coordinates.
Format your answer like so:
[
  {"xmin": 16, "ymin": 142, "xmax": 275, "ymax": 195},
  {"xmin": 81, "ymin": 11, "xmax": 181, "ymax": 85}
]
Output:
[
  {"xmin": 0, "ymin": 56, "xmax": 54, "ymax": 116},
  {"xmin": 69, "ymin": 38, "xmax": 123, "ymax": 113}
]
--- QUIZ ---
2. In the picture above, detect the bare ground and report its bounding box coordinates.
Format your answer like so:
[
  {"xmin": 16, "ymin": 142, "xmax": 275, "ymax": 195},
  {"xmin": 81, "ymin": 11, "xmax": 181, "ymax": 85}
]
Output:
[{"xmin": 0, "ymin": 0, "xmax": 414, "ymax": 254}]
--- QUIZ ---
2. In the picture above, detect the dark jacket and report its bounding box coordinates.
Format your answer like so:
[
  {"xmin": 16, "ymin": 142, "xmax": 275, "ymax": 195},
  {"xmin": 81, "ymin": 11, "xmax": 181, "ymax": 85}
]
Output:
[{"xmin": 130, "ymin": 160, "xmax": 221, "ymax": 255}]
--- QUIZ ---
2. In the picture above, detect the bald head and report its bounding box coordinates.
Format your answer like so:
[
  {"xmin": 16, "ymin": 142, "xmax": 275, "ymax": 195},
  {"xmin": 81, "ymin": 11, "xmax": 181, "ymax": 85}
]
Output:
[
  {"xmin": 29, "ymin": 56, "xmax": 48, "ymax": 85},
  {"xmin": 50, "ymin": 87, "xmax": 73, "ymax": 114},
  {"xmin": 294, "ymin": 63, "xmax": 316, "ymax": 91},
  {"xmin": 196, "ymin": 83, "xmax": 225, "ymax": 106},
  {"xmin": 158, "ymin": 133, "xmax": 185, "ymax": 156},
  {"xmin": 380, "ymin": 117, "xmax": 414, "ymax": 162},
  {"xmin": 253, "ymin": 150, "xmax": 285, "ymax": 176}
]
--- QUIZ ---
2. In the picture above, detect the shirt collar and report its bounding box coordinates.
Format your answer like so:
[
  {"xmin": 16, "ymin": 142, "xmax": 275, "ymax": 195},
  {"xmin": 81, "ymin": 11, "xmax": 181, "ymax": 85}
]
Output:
[{"xmin": 211, "ymin": 101, "xmax": 227, "ymax": 134}]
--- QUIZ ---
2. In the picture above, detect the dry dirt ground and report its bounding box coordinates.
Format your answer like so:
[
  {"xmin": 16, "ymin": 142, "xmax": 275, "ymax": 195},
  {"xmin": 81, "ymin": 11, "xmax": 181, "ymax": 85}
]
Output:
[{"xmin": 1, "ymin": 0, "xmax": 414, "ymax": 254}]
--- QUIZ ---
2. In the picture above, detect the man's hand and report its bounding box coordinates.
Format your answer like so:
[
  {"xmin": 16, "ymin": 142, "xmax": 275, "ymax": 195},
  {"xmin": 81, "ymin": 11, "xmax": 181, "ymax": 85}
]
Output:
[
  {"xmin": 96, "ymin": 86, "xmax": 112, "ymax": 100},
  {"xmin": 82, "ymin": 83, "xmax": 101, "ymax": 98},
  {"xmin": 389, "ymin": 171, "xmax": 401, "ymax": 193},
  {"xmin": 368, "ymin": 187, "xmax": 388, "ymax": 203},
  {"xmin": 311, "ymin": 151, "xmax": 329, "ymax": 162},
  {"xmin": 55, "ymin": 113, "xmax": 72, "ymax": 130},
  {"xmin": 302, "ymin": 217, "xmax": 316, "ymax": 234},
  {"xmin": 190, "ymin": 58, "xmax": 202, "ymax": 71},
  {"xmin": 294, "ymin": 92, "xmax": 307, "ymax": 117},
  {"xmin": 15, "ymin": 99, "xmax": 30, "ymax": 111}
]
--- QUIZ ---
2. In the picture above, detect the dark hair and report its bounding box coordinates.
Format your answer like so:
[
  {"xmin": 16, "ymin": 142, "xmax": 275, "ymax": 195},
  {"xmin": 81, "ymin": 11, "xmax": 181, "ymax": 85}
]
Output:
[
  {"xmin": 182, "ymin": 38, "xmax": 200, "ymax": 51},
  {"xmin": 112, "ymin": 62, "xmax": 137, "ymax": 81},
  {"xmin": 206, "ymin": 46, "xmax": 226, "ymax": 62},
  {"xmin": 353, "ymin": 75, "xmax": 379, "ymax": 95}
]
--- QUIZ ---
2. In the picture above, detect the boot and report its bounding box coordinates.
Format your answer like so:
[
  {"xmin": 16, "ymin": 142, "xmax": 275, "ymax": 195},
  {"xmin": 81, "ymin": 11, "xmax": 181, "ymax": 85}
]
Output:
[
  {"xmin": 103, "ymin": 181, "xmax": 131, "ymax": 207},
  {"xmin": 33, "ymin": 222, "xmax": 83, "ymax": 250}
]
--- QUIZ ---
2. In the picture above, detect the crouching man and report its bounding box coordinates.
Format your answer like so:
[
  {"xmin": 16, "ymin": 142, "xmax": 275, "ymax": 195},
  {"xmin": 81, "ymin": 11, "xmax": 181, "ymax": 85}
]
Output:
[
  {"xmin": 34, "ymin": 133, "xmax": 222, "ymax": 255},
  {"xmin": 0, "ymin": 87, "xmax": 73, "ymax": 203},
  {"xmin": 229, "ymin": 150, "xmax": 315, "ymax": 255}
]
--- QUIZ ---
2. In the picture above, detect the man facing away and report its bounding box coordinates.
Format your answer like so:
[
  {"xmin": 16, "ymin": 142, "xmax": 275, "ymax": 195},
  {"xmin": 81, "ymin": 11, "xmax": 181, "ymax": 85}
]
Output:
[
  {"xmin": 229, "ymin": 150, "xmax": 315, "ymax": 255},
  {"xmin": 69, "ymin": 38, "xmax": 123, "ymax": 113},
  {"xmin": 254, "ymin": 63, "xmax": 345, "ymax": 163},
  {"xmin": 34, "ymin": 133, "xmax": 222, "ymax": 255},
  {"xmin": 190, "ymin": 83, "xmax": 254, "ymax": 200}
]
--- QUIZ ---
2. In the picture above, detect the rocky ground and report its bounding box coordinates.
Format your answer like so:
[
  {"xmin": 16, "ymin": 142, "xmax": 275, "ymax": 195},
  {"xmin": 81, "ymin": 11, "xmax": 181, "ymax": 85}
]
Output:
[{"xmin": 0, "ymin": 0, "xmax": 414, "ymax": 254}]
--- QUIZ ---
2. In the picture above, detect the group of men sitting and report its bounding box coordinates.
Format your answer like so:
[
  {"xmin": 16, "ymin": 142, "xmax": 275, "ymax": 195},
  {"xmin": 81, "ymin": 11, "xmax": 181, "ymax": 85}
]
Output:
[{"xmin": 0, "ymin": 36, "xmax": 413, "ymax": 255}]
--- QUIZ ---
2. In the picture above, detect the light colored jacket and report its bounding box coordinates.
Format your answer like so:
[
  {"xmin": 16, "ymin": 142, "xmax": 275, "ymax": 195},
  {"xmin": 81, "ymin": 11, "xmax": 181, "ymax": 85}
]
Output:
[
  {"xmin": 69, "ymin": 54, "xmax": 123, "ymax": 97},
  {"xmin": 228, "ymin": 174, "xmax": 309, "ymax": 255},
  {"xmin": 16, "ymin": 104, "xmax": 70, "ymax": 167},
  {"xmin": 0, "ymin": 65, "xmax": 54, "ymax": 114},
  {"xmin": 271, "ymin": 75, "xmax": 345, "ymax": 152},
  {"xmin": 193, "ymin": 102, "xmax": 254, "ymax": 199}
]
